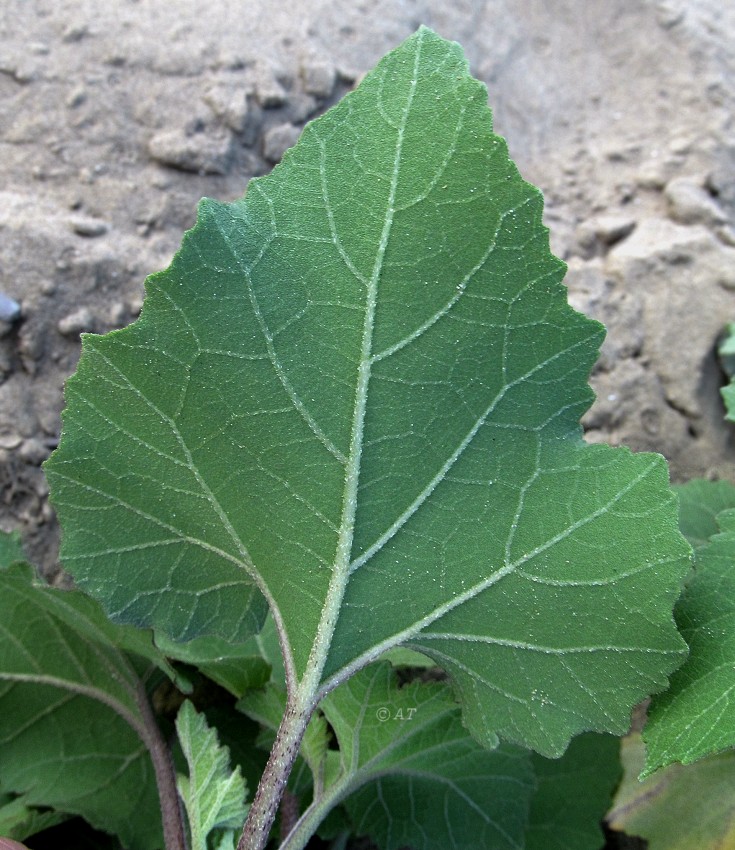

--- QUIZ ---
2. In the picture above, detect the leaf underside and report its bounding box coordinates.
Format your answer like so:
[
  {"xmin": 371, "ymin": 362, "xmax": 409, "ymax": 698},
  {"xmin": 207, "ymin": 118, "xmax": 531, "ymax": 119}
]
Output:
[{"xmin": 46, "ymin": 26, "xmax": 689, "ymax": 756}]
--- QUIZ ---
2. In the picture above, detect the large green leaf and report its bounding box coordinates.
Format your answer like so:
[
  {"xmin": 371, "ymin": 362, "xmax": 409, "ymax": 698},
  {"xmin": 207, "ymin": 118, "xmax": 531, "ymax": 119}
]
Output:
[
  {"xmin": 318, "ymin": 662, "xmax": 535, "ymax": 850},
  {"xmin": 0, "ymin": 564, "xmax": 164, "ymax": 849},
  {"xmin": 644, "ymin": 506, "xmax": 735, "ymax": 772},
  {"xmin": 46, "ymin": 27, "xmax": 689, "ymax": 756}
]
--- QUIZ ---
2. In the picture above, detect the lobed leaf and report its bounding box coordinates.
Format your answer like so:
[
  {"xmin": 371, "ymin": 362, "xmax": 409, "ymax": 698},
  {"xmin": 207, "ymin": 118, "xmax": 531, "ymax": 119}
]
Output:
[
  {"xmin": 644, "ymin": 506, "xmax": 735, "ymax": 773},
  {"xmin": 46, "ymin": 27, "xmax": 690, "ymax": 757},
  {"xmin": 175, "ymin": 701, "xmax": 249, "ymax": 850}
]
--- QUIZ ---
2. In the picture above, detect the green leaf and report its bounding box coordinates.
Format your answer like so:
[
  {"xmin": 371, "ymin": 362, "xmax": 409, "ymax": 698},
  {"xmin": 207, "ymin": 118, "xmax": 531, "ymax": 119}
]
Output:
[
  {"xmin": 0, "ymin": 531, "xmax": 25, "ymax": 568},
  {"xmin": 317, "ymin": 661, "xmax": 534, "ymax": 850},
  {"xmin": 46, "ymin": 26, "xmax": 689, "ymax": 757},
  {"xmin": 675, "ymin": 479, "xmax": 735, "ymax": 549},
  {"xmin": 525, "ymin": 734, "xmax": 621, "ymax": 850},
  {"xmin": 644, "ymin": 507, "xmax": 735, "ymax": 772},
  {"xmin": 719, "ymin": 323, "xmax": 735, "ymax": 417},
  {"xmin": 609, "ymin": 733, "xmax": 735, "ymax": 850},
  {"xmin": 175, "ymin": 701, "xmax": 248, "ymax": 850},
  {"xmin": 155, "ymin": 630, "xmax": 270, "ymax": 698},
  {"xmin": 0, "ymin": 791, "xmax": 68, "ymax": 843},
  {"xmin": 0, "ymin": 564, "xmax": 164, "ymax": 849}
]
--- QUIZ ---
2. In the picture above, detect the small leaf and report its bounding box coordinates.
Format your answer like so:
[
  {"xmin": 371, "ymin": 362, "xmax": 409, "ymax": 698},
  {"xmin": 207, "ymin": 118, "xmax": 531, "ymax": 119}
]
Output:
[
  {"xmin": 644, "ymin": 507, "xmax": 735, "ymax": 772},
  {"xmin": 155, "ymin": 631, "xmax": 270, "ymax": 698},
  {"xmin": 320, "ymin": 662, "xmax": 535, "ymax": 850},
  {"xmin": 46, "ymin": 26, "xmax": 689, "ymax": 758},
  {"xmin": 719, "ymin": 323, "xmax": 735, "ymax": 417},
  {"xmin": 0, "ymin": 564, "xmax": 163, "ymax": 849},
  {"xmin": 675, "ymin": 479, "xmax": 735, "ymax": 549},
  {"xmin": 0, "ymin": 791, "xmax": 68, "ymax": 843},
  {"xmin": 175, "ymin": 701, "xmax": 248, "ymax": 850},
  {"xmin": 525, "ymin": 734, "xmax": 621, "ymax": 850},
  {"xmin": 0, "ymin": 531, "xmax": 24, "ymax": 569},
  {"xmin": 609, "ymin": 733, "xmax": 735, "ymax": 850}
]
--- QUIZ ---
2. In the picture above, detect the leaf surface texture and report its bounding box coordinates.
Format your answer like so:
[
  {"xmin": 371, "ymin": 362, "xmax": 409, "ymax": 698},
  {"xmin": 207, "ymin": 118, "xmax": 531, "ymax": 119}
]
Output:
[{"xmin": 46, "ymin": 27, "xmax": 689, "ymax": 756}]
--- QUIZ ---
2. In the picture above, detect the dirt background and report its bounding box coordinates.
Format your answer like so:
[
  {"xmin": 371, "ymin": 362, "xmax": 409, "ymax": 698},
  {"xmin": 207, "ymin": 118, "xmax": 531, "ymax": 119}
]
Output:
[{"xmin": 2, "ymin": 0, "xmax": 735, "ymax": 579}]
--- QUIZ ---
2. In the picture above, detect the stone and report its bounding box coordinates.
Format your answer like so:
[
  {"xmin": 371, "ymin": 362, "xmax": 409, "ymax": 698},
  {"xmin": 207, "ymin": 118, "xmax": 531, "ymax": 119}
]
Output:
[
  {"xmin": 70, "ymin": 215, "xmax": 108, "ymax": 237},
  {"xmin": 301, "ymin": 61, "xmax": 336, "ymax": 98},
  {"xmin": 263, "ymin": 123, "xmax": 301, "ymax": 163},
  {"xmin": 665, "ymin": 176, "xmax": 728, "ymax": 227},
  {"xmin": 58, "ymin": 307, "xmax": 95, "ymax": 336},
  {"xmin": 148, "ymin": 126, "xmax": 233, "ymax": 175}
]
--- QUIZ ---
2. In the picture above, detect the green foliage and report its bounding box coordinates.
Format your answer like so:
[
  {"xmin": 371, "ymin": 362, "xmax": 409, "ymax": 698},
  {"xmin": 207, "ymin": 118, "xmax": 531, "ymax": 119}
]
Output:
[
  {"xmin": 0, "ymin": 561, "xmax": 165, "ymax": 849},
  {"xmin": 644, "ymin": 495, "xmax": 735, "ymax": 773},
  {"xmin": 1, "ymin": 24, "xmax": 707, "ymax": 850},
  {"xmin": 175, "ymin": 701, "xmax": 249, "ymax": 850},
  {"xmin": 46, "ymin": 26, "xmax": 688, "ymax": 767},
  {"xmin": 525, "ymin": 734, "xmax": 621, "ymax": 850}
]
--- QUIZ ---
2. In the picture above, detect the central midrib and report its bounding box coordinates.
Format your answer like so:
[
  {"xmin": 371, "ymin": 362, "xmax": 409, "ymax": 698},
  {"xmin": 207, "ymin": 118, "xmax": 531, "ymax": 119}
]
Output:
[{"xmin": 297, "ymin": 33, "xmax": 425, "ymax": 703}]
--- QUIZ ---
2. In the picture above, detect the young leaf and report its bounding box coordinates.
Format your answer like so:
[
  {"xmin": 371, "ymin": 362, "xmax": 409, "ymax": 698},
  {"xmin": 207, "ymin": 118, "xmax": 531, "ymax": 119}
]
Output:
[
  {"xmin": 46, "ymin": 26, "xmax": 689, "ymax": 763},
  {"xmin": 175, "ymin": 701, "xmax": 249, "ymax": 850},
  {"xmin": 0, "ymin": 530, "xmax": 24, "ymax": 567},
  {"xmin": 524, "ymin": 734, "xmax": 621, "ymax": 850},
  {"xmin": 0, "ymin": 791, "xmax": 68, "ymax": 844},
  {"xmin": 718, "ymin": 322, "xmax": 735, "ymax": 418},
  {"xmin": 309, "ymin": 662, "xmax": 535, "ymax": 850},
  {"xmin": 675, "ymin": 479, "xmax": 735, "ymax": 549},
  {"xmin": 0, "ymin": 563, "xmax": 164, "ymax": 849},
  {"xmin": 609, "ymin": 733, "xmax": 735, "ymax": 850},
  {"xmin": 155, "ymin": 630, "xmax": 271, "ymax": 698},
  {"xmin": 644, "ymin": 506, "xmax": 735, "ymax": 773}
]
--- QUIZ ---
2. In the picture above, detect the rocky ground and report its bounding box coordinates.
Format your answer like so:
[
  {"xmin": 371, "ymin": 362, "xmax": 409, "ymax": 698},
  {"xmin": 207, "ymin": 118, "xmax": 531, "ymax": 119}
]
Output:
[{"xmin": 2, "ymin": 0, "xmax": 735, "ymax": 582}]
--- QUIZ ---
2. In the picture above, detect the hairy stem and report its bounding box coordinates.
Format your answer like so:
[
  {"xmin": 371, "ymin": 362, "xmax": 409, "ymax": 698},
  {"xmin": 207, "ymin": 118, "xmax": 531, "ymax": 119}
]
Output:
[
  {"xmin": 135, "ymin": 681, "xmax": 188, "ymax": 850},
  {"xmin": 237, "ymin": 699, "xmax": 313, "ymax": 850}
]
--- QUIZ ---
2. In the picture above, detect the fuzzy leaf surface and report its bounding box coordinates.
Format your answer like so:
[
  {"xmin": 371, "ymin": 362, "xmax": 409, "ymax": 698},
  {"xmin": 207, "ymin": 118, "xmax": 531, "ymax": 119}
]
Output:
[
  {"xmin": 0, "ymin": 564, "xmax": 163, "ymax": 849},
  {"xmin": 46, "ymin": 27, "xmax": 689, "ymax": 756},
  {"xmin": 175, "ymin": 701, "xmax": 248, "ymax": 850},
  {"xmin": 320, "ymin": 662, "xmax": 534, "ymax": 850},
  {"xmin": 644, "ymin": 507, "xmax": 735, "ymax": 772}
]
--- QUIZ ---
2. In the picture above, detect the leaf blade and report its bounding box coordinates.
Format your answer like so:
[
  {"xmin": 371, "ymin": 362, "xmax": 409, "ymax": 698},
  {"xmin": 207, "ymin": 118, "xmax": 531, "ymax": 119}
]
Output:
[{"xmin": 46, "ymin": 27, "xmax": 690, "ymax": 757}]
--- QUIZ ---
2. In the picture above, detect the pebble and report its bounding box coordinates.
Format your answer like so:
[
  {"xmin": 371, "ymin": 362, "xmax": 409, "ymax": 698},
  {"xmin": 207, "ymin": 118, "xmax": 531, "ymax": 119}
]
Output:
[
  {"xmin": 58, "ymin": 307, "xmax": 95, "ymax": 336},
  {"xmin": 287, "ymin": 92, "xmax": 318, "ymax": 123},
  {"xmin": 0, "ymin": 292, "xmax": 21, "ymax": 323},
  {"xmin": 664, "ymin": 176, "xmax": 728, "ymax": 227},
  {"xmin": 301, "ymin": 61, "xmax": 336, "ymax": 99},
  {"xmin": 254, "ymin": 68, "xmax": 287, "ymax": 108},
  {"xmin": 19, "ymin": 437, "xmax": 49, "ymax": 465},
  {"xmin": 573, "ymin": 215, "xmax": 636, "ymax": 258},
  {"xmin": 204, "ymin": 84, "xmax": 252, "ymax": 133},
  {"xmin": 263, "ymin": 123, "xmax": 302, "ymax": 163},
  {"xmin": 148, "ymin": 127, "xmax": 233, "ymax": 175},
  {"xmin": 70, "ymin": 215, "xmax": 108, "ymax": 237},
  {"xmin": 62, "ymin": 23, "xmax": 89, "ymax": 43}
]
